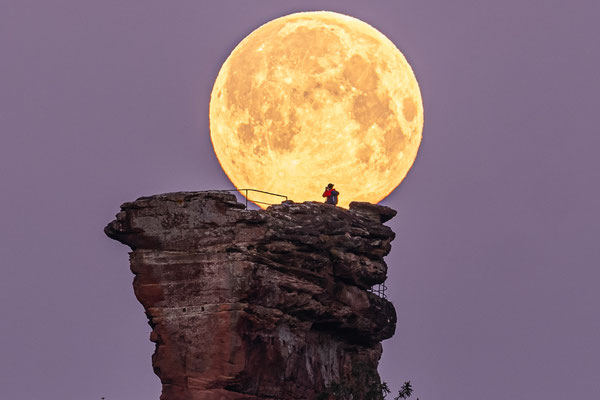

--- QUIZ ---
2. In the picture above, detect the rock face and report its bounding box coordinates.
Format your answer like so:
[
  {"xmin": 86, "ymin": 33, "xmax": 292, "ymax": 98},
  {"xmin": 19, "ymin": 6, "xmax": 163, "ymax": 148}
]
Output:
[{"xmin": 105, "ymin": 191, "xmax": 397, "ymax": 400}]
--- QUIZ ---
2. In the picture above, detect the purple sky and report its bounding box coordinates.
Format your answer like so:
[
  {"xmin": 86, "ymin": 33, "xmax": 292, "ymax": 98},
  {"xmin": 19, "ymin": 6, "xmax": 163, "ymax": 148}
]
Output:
[{"xmin": 2, "ymin": 1, "xmax": 599, "ymax": 399}]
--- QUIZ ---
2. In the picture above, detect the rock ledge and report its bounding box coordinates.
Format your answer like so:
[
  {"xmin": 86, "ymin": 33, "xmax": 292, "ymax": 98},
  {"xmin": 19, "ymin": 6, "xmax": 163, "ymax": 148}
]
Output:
[{"xmin": 105, "ymin": 191, "xmax": 397, "ymax": 400}]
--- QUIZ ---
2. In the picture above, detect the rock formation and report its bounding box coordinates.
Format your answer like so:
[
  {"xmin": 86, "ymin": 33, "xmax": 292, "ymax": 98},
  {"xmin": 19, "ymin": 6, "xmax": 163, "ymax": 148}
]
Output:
[{"xmin": 105, "ymin": 191, "xmax": 397, "ymax": 400}]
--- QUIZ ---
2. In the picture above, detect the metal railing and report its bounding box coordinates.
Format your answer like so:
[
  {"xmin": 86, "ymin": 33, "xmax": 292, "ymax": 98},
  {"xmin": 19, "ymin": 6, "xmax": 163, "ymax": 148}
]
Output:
[
  {"xmin": 223, "ymin": 189, "xmax": 288, "ymax": 210},
  {"xmin": 368, "ymin": 283, "xmax": 387, "ymax": 299}
]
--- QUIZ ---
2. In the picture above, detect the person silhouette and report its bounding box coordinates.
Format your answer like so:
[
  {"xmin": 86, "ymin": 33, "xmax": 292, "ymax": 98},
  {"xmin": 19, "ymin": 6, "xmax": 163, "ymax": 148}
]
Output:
[{"xmin": 322, "ymin": 183, "xmax": 339, "ymax": 206}]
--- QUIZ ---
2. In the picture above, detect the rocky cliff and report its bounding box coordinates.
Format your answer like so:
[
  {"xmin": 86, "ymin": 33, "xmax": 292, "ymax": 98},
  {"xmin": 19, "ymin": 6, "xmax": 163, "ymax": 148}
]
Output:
[{"xmin": 105, "ymin": 191, "xmax": 397, "ymax": 400}]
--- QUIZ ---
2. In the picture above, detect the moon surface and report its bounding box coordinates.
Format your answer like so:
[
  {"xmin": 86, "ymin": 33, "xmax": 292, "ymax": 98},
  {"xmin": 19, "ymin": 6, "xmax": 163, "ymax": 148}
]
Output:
[{"xmin": 210, "ymin": 11, "xmax": 423, "ymax": 208}]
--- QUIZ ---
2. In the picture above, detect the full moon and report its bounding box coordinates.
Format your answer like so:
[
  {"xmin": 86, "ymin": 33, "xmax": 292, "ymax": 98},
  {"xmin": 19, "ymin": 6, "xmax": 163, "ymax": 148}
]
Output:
[{"xmin": 210, "ymin": 11, "xmax": 423, "ymax": 208}]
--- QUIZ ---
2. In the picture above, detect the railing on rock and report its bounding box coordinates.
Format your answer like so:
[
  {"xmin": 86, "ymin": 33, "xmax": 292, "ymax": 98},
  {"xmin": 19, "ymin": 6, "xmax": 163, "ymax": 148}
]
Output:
[
  {"xmin": 368, "ymin": 283, "xmax": 387, "ymax": 299},
  {"xmin": 223, "ymin": 189, "xmax": 288, "ymax": 210}
]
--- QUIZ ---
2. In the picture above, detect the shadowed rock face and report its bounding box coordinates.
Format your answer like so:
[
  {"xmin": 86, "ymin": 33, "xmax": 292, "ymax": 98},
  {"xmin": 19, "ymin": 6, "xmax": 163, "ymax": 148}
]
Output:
[{"xmin": 105, "ymin": 191, "xmax": 397, "ymax": 400}]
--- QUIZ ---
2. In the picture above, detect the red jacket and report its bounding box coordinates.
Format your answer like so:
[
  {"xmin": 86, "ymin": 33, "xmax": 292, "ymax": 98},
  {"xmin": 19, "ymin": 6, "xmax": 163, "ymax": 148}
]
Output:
[{"xmin": 322, "ymin": 188, "xmax": 339, "ymax": 205}]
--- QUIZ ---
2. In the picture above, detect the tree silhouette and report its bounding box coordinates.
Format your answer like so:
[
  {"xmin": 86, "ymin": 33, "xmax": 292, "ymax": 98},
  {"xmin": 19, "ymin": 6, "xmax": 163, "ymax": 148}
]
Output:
[{"xmin": 393, "ymin": 381, "xmax": 418, "ymax": 400}]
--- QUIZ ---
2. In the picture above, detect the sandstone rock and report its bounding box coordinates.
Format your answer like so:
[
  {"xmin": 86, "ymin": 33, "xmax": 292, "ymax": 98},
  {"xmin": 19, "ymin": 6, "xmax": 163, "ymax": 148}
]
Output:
[
  {"xmin": 348, "ymin": 202, "xmax": 397, "ymax": 224},
  {"xmin": 105, "ymin": 191, "xmax": 397, "ymax": 400}
]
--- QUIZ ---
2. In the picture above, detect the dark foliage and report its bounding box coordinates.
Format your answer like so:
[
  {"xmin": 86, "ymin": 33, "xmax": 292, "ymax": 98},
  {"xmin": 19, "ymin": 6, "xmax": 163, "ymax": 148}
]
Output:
[
  {"xmin": 394, "ymin": 381, "xmax": 415, "ymax": 399},
  {"xmin": 317, "ymin": 375, "xmax": 420, "ymax": 400}
]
